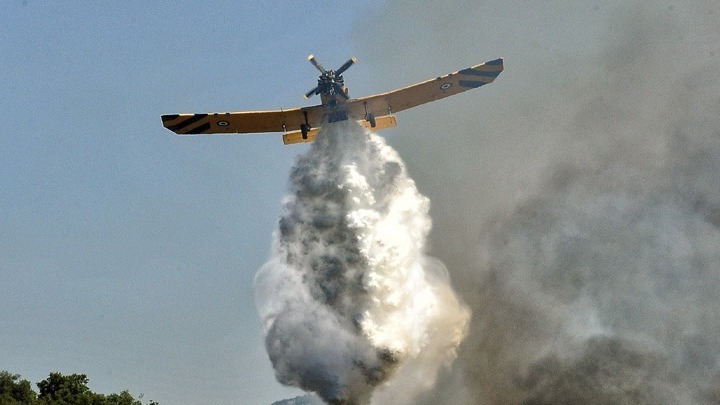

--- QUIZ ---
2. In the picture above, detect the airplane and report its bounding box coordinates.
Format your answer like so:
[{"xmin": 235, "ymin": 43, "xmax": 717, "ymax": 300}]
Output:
[{"xmin": 161, "ymin": 55, "xmax": 504, "ymax": 145}]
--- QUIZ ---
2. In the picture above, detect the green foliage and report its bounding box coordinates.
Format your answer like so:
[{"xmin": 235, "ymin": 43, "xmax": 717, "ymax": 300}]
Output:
[
  {"xmin": 0, "ymin": 371, "xmax": 37, "ymax": 404},
  {"xmin": 0, "ymin": 371, "xmax": 157, "ymax": 405},
  {"xmin": 36, "ymin": 373, "xmax": 99, "ymax": 405},
  {"xmin": 104, "ymin": 391, "xmax": 141, "ymax": 405}
]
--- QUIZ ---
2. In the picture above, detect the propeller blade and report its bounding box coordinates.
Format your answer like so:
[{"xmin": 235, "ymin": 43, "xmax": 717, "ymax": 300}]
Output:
[
  {"xmin": 333, "ymin": 83, "xmax": 349, "ymax": 99},
  {"xmin": 304, "ymin": 86, "xmax": 319, "ymax": 99},
  {"xmin": 335, "ymin": 57, "xmax": 357, "ymax": 76},
  {"xmin": 307, "ymin": 54, "xmax": 326, "ymax": 74}
]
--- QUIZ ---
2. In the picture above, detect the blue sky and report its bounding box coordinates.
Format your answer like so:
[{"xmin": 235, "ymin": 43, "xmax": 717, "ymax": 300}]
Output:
[{"xmin": 1, "ymin": 1, "xmax": 384, "ymax": 403}]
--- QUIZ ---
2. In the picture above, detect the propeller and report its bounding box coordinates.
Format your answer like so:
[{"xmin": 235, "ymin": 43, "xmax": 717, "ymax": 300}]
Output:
[
  {"xmin": 335, "ymin": 57, "xmax": 357, "ymax": 76},
  {"xmin": 307, "ymin": 54, "xmax": 327, "ymax": 74},
  {"xmin": 333, "ymin": 83, "xmax": 349, "ymax": 99},
  {"xmin": 304, "ymin": 55, "xmax": 356, "ymax": 99},
  {"xmin": 304, "ymin": 86, "xmax": 319, "ymax": 99}
]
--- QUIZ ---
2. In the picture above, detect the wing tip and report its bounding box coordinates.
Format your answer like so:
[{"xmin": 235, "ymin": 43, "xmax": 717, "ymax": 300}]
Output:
[{"xmin": 486, "ymin": 57, "xmax": 504, "ymax": 66}]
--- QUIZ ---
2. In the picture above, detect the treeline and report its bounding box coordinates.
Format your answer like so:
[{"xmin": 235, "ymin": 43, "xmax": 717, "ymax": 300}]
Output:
[{"xmin": 0, "ymin": 371, "xmax": 158, "ymax": 405}]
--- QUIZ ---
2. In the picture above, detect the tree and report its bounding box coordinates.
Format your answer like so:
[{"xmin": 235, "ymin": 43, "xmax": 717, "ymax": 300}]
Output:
[
  {"xmin": 0, "ymin": 371, "xmax": 37, "ymax": 404},
  {"xmin": 104, "ymin": 391, "xmax": 145, "ymax": 405},
  {"xmin": 36, "ymin": 372, "xmax": 103, "ymax": 405},
  {"xmin": 0, "ymin": 371, "xmax": 157, "ymax": 405}
]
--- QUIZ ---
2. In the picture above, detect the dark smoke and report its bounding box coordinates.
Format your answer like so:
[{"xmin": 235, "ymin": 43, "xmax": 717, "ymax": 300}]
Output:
[{"xmin": 356, "ymin": 1, "xmax": 720, "ymax": 404}]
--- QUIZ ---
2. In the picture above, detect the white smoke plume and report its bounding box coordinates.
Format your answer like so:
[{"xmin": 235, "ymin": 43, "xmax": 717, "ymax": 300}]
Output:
[{"xmin": 255, "ymin": 120, "xmax": 470, "ymax": 404}]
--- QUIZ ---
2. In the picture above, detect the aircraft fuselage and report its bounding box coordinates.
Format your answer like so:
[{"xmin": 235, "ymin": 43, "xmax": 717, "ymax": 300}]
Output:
[{"xmin": 320, "ymin": 92, "xmax": 350, "ymax": 123}]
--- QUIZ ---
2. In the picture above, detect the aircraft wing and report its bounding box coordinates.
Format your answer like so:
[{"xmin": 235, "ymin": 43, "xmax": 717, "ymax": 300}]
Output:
[
  {"xmin": 347, "ymin": 58, "xmax": 503, "ymax": 120},
  {"xmin": 161, "ymin": 105, "xmax": 324, "ymax": 135}
]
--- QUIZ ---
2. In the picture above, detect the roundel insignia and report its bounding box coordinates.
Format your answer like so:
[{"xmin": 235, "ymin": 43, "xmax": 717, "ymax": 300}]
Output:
[
  {"xmin": 441, "ymin": 83, "xmax": 452, "ymax": 90},
  {"xmin": 217, "ymin": 120, "xmax": 229, "ymax": 127}
]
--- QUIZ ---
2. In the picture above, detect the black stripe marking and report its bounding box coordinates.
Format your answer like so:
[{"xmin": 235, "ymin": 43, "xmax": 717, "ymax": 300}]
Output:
[
  {"xmin": 167, "ymin": 114, "xmax": 208, "ymax": 132},
  {"xmin": 459, "ymin": 80, "xmax": 487, "ymax": 88},
  {"xmin": 161, "ymin": 114, "xmax": 179, "ymax": 122},
  {"xmin": 459, "ymin": 68, "xmax": 502, "ymax": 78},
  {"xmin": 184, "ymin": 122, "xmax": 212, "ymax": 134}
]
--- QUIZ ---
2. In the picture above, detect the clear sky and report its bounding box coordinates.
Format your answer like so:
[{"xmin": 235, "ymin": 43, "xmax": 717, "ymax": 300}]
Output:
[{"xmin": 3, "ymin": 1, "xmax": 719, "ymax": 404}]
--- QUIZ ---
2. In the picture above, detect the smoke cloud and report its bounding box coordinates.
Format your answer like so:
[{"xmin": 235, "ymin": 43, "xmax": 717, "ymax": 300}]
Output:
[
  {"xmin": 354, "ymin": 1, "xmax": 720, "ymax": 404},
  {"xmin": 255, "ymin": 121, "xmax": 470, "ymax": 404}
]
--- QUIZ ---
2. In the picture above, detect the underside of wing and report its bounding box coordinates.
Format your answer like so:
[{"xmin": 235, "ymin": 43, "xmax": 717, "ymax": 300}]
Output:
[
  {"xmin": 347, "ymin": 58, "xmax": 503, "ymax": 120},
  {"xmin": 161, "ymin": 106, "xmax": 324, "ymax": 135},
  {"xmin": 282, "ymin": 115, "xmax": 398, "ymax": 145}
]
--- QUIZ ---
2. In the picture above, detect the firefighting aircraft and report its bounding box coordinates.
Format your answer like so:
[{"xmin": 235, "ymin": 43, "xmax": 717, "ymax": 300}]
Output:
[{"xmin": 161, "ymin": 55, "xmax": 503, "ymax": 144}]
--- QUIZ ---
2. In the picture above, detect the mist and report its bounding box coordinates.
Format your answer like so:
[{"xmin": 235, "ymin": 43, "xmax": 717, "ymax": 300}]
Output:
[
  {"xmin": 256, "ymin": 121, "xmax": 470, "ymax": 404},
  {"xmin": 356, "ymin": 1, "xmax": 720, "ymax": 404}
]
